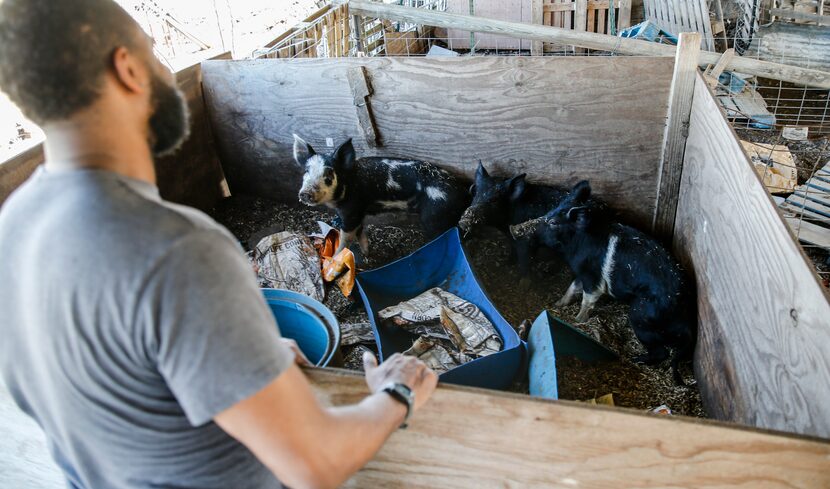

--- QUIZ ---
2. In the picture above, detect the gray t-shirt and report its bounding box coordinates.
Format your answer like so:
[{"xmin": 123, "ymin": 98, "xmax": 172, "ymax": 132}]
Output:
[{"xmin": 0, "ymin": 168, "xmax": 293, "ymax": 489}]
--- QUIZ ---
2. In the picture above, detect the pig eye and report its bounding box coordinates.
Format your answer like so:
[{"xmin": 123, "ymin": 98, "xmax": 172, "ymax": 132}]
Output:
[{"xmin": 324, "ymin": 177, "xmax": 333, "ymax": 186}]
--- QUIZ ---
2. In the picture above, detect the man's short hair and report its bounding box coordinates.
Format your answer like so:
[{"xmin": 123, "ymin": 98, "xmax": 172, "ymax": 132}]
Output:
[{"xmin": 0, "ymin": 0, "xmax": 144, "ymax": 125}]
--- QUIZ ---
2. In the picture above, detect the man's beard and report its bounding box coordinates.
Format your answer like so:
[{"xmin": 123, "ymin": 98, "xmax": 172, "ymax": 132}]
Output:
[{"xmin": 148, "ymin": 73, "xmax": 190, "ymax": 157}]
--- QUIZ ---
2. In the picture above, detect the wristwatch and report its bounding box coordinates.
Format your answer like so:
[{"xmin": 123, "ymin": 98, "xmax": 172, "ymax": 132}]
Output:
[{"xmin": 381, "ymin": 382, "xmax": 414, "ymax": 429}]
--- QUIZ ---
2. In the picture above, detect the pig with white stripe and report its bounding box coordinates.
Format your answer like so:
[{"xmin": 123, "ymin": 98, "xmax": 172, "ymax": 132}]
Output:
[
  {"xmin": 510, "ymin": 180, "xmax": 697, "ymax": 385},
  {"xmin": 293, "ymin": 135, "xmax": 469, "ymax": 255}
]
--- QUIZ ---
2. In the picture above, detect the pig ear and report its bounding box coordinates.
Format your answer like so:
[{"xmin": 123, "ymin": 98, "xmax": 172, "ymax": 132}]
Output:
[
  {"xmin": 572, "ymin": 180, "xmax": 591, "ymax": 203},
  {"xmin": 507, "ymin": 174, "xmax": 527, "ymax": 202},
  {"xmin": 469, "ymin": 183, "xmax": 477, "ymax": 196},
  {"xmin": 293, "ymin": 134, "xmax": 315, "ymax": 166},
  {"xmin": 475, "ymin": 161, "xmax": 489, "ymax": 181},
  {"xmin": 333, "ymin": 138, "xmax": 356, "ymax": 171}
]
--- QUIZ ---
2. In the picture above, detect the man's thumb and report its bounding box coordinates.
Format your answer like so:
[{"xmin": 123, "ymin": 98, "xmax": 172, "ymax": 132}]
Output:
[{"xmin": 362, "ymin": 351, "xmax": 378, "ymax": 372}]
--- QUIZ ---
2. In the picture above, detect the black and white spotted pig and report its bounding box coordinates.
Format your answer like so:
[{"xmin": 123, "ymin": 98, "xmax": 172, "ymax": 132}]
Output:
[
  {"xmin": 293, "ymin": 135, "xmax": 469, "ymax": 255},
  {"xmin": 510, "ymin": 180, "xmax": 697, "ymax": 385},
  {"xmin": 458, "ymin": 162, "xmax": 568, "ymax": 281}
]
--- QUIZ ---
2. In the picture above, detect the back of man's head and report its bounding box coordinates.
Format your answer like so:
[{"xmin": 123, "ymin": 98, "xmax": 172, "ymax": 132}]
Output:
[{"xmin": 0, "ymin": 0, "xmax": 146, "ymax": 125}]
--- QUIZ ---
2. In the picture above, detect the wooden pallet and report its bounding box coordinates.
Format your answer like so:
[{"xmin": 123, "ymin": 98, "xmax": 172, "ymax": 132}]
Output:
[
  {"xmin": 643, "ymin": 0, "xmax": 714, "ymax": 51},
  {"xmin": 782, "ymin": 160, "xmax": 830, "ymax": 249}
]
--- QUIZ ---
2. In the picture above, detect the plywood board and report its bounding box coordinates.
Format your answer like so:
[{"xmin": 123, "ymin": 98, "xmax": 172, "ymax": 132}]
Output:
[
  {"xmin": 673, "ymin": 73, "xmax": 830, "ymax": 438},
  {"xmin": 302, "ymin": 369, "xmax": 830, "ymax": 487},
  {"xmin": 201, "ymin": 56, "xmax": 674, "ymax": 226},
  {"xmin": 154, "ymin": 54, "xmax": 231, "ymax": 211}
]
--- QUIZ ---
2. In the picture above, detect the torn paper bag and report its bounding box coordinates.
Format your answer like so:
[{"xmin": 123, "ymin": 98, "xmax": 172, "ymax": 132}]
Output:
[{"xmin": 252, "ymin": 232, "xmax": 325, "ymax": 302}]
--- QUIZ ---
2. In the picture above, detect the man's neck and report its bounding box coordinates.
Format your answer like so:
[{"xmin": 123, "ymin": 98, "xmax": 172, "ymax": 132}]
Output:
[{"xmin": 42, "ymin": 108, "xmax": 157, "ymax": 185}]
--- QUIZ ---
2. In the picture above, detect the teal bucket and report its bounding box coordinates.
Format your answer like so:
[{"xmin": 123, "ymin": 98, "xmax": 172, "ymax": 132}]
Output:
[{"xmin": 261, "ymin": 289, "xmax": 340, "ymax": 367}]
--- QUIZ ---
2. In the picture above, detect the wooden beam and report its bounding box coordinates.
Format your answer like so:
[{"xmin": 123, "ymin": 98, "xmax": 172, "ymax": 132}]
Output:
[
  {"xmin": 704, "ymin": 47, "xmax": 734, "ymax": 88},
  {"xmin": 346, "ymin": 66, "xmax": 380, "ymax": 147},
  {"xmin": 770, "ymin": 7, "xmax": 830, "ymax": 26},
  {"xmin": 302, "ymin": 368, "xmax": 830, "ymax": 487},
  {"xmin": 653, "ymin": 32, "xmax": 701, "ymax": 241},
  {"xmin": 618, "ymin": 0, "xmax": 632, "ymax": 29},
  {"xmin": 574, "ymin": 0, "xmax": 588, "ymax": 53},
  {"xmin": 348, "ymin": 0, "xmax": 830, "ymax": 88}
]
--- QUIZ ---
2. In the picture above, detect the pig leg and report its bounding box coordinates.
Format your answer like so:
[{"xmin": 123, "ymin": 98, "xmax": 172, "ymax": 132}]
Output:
[
  {"xmin": 555, "ymin": 279, "xmax": 583, "ymax": 307},
  {"xmin": 336, "ymin": 228, "xmax": 358, "ymax": 255},
  {"xmin": 629, "ymin": 299, "xmax": 670, "ymax": 365},
  {"xmin": 357, "ymin": 225, "xmax": 369, "ymax": 256},
  {"xmin": 575, "ymin": 288, "xmax": 602, "ymax": 323},
  {"xmin": 515, "ymin": 239, "xmax": 533, "ymax": 290}
]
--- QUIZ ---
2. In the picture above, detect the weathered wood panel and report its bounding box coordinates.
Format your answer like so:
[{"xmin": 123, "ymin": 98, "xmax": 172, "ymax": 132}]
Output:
[
  {"xmin": 303, "ymin": 369, "xmax": 830, "ymax": 487},
  {"xmin": 154, "ymin": 53, "xmax": 230, "ymax": 211},
  {"xmin": 201, "ymin": 56, "xmax": 674, "ymax": 225},
  {"xmin": 446, "ymin": 0, "xmax": 528, "ymax": 50},
  {"xmin": 673, "ymin": 73, "xmax": 830, "ymax": 438},
  {"xmin": 0, "ymin": 143, "xmax": 43, "ymax": 206},
  {"xmin": 748, "ymin": 22, "xmax": 830, "ymax": 72}
]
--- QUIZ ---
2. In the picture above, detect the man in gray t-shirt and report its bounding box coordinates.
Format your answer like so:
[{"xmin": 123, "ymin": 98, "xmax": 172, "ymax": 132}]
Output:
[{"xmin": 0, "ymin": 2, "xmax": 438, "ymax": 488}]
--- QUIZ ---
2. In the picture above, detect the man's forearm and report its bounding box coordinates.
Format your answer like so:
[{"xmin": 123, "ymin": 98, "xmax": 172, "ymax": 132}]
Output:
[{"xmin": 312, "ymin": 392, "xmax": 407, "ymax": 487}]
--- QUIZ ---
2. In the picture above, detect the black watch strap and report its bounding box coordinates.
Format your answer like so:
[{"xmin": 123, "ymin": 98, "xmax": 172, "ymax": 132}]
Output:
[{"xmin": 381, "ymin": 382, "xmax": 414, "ymax": 429}]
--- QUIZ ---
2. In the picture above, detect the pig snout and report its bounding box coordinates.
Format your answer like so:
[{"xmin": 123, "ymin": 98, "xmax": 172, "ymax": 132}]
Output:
[
  {"xmin": 298, "ymin": 190, "xmax": 315, "ymax": 205},
  {"xmin": 458, "ymin": 207, "xmax": 477, "ymax": 233},
  {"xmin": 510, "ymin": 217, "xmax": 544, "ymax": 239}
]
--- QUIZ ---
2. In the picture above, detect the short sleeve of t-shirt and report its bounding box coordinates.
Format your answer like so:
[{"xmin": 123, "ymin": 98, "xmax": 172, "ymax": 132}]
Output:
[{"xmin": 145, "ymin": 229, "xmax": 294, "ymax": 426}]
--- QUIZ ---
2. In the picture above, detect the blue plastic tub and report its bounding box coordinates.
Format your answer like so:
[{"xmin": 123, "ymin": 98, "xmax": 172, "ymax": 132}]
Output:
[
  {"xmin": 527, "ymin": 310, "xmax": 618, "ymax": 400},
  {"xmin": 262, "ymin": 288, "xmax": 340, "ymax": 367},
  {"xmin": 356, "ymin": 228, "xmax": 525, "ymax": 390}
]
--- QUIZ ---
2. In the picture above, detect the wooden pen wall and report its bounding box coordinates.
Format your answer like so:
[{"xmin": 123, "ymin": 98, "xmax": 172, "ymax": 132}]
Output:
[
  {"xmin": 201, "ymin": 56, "xmax": 673, "ymax": 226},
  {"xmin": 674, "ymin": 74, "xmax": 830, "ymax": 438}
]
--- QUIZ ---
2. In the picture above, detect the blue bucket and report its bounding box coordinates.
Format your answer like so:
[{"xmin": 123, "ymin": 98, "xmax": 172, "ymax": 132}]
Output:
[
  {"xmin": 356, "ymin": 228, "xmax": 526, "ymax": 391},
  {"xmin": 527, "ymin": 310, "xmax": 618, "ymax": 400},
  {"xmin": 262, "ymin": 289, "xmax": 340, "ymax": 367}
]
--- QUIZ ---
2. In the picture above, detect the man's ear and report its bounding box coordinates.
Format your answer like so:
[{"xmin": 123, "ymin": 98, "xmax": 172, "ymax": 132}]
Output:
[
  {"xmin": 333, "ymin": 138, "xmax": 356, "ymax": 172},
  {"xmin": 111, "ymin": 46, "xmax": 148, "ymax": 95},
  {"xmin": 507, "ymin": 173, "xmax": 527, "ymax": 202},
  {"xmin": 293, "ymin": 134, "xmax": 315, "ymax": 166}
]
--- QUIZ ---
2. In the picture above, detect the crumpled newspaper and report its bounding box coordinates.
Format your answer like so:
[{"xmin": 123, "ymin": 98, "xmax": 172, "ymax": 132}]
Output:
[
  {"xmin": 380, "ymin": 288, "xmax": 502, "ymax": 372},
  {"xmin": 251, "ymin": 232, "xmax": 325, "ymax": 302}
]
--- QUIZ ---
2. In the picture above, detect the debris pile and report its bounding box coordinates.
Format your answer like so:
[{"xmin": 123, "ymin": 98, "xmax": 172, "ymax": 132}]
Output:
[{"xmin": 379, "ymin": 287, "xmax": 502, "ymax": 373}]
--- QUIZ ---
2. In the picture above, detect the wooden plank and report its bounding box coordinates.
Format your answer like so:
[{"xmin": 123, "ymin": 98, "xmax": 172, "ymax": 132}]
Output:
[
  {"xmin": 531, "ymin": 0, "xmax": 544, "ymax": 54},
  {"xmin": 202, "ymin": 56, "xmax": 674, "ymax": 226},
  {"xmin": 789, "ymin": 191, "xmax": 830, "ymax": 216},
  {"xmin": 346, "ymin": 66, "xmax": 380, "ymax": 147},
  {"xmin": 673, "ymin": 73, "xmax": 830, "ymax": 438},
  {"xmin": 586, "ymin": 2, "xmax": 596, "ymax": 32},
  {"xmin": 784, "ymin": 216, "xmax": 830, "ymax": 249},
  {"xmin": 653, "ymin": 32, "xmax": 701, "ymax": 241},
  {"xmin": 749, "ymin": 22, "xmax": 830, "ymax": 72},
  {"xmin": 779, "ymin": 200, "xmax": 830, "ymax": 224},
  {"xmin": 705, "ymin": 48, "xmax": 735, "ymax": 87},
  {"xmin": 0, "ymin": 143, "xmax": 43, "ymax": 206},
  {"xmin": 349, "ymin": 1, "xmax": 830, "ymax": 88},
  {"xmin": 619, "ymin": 0, "xmax": 632, "ymax": 28},
  {"xmin": 291, "ymin": 369, "xmax": 830, "ymax": 488},
  {"xmin": 574, "ymin": 0, "xmax": 588, "ymax": 52}
]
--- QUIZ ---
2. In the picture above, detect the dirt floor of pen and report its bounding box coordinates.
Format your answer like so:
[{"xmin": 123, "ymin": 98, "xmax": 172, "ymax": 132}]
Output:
[{"xmin": 212, "ymin": 194, "xmax": 705, "ymax": 418}]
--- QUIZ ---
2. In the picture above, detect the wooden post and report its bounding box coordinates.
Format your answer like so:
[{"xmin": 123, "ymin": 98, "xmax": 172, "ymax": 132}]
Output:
[
  {"xmin": 348, "ymin": 0, "xmax": 830, "ymax": 88},
  {"xmin": 531, "ymin": 0, "xmax": 543, "ymax": 55},
  {"xmin": 351, "ymin": 15, "xmax": 363, "ymax": 53},
  {"xmin": 653, "ymin": 32, "xmax": 701, "ymax": 241}
]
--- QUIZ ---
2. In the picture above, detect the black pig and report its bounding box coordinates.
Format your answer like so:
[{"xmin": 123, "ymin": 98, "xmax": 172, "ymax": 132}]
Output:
[
  {"xmin": 293, "ymin": 135, "xmax": 468, "ymax": 255},
  {"xmin": 510, "ymin": 180, "xmax": 697, "ymax": 385},
  {"xmin": 458, "ymin": 162, "xmax": 568, "ymax": 281}
]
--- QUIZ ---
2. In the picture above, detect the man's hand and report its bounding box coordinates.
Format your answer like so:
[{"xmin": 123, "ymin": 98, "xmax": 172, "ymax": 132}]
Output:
[
  {"xmin": 279, "ymin": 338, "xmax": 311, "ymax": 367},
  {"xmin": 362, "ymin": 352, "xmax": 438, "ymax": 412}
]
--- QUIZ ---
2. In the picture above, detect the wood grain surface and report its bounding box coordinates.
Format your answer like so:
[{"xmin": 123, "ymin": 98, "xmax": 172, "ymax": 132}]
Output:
[
  {"xmin": 201, "ymin": 56, "xmax": 673, "ymax": 225},
  {"xmin": 305, "ymin": 368, "xmax": 830, "ymax": 488},
  {"xmin": 0, "ymin": 143, "xmax": 43, "ymax": 205},
  {"xmin": 673, "ymin": 74, "xmax": 830, "ymax": 438}
]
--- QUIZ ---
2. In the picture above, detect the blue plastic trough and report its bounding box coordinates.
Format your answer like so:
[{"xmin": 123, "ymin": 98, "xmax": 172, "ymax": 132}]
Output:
[
  {"xmin": 356, "ymin": 228, "xmax": 525, "ymax": 391},
  {"xmin": 262, "ymin": 288, "xmax": 341, "ymax": 367},
  {"xmin": 527, "ymin": 310, "xmax": 618, "ymax": 400}
]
